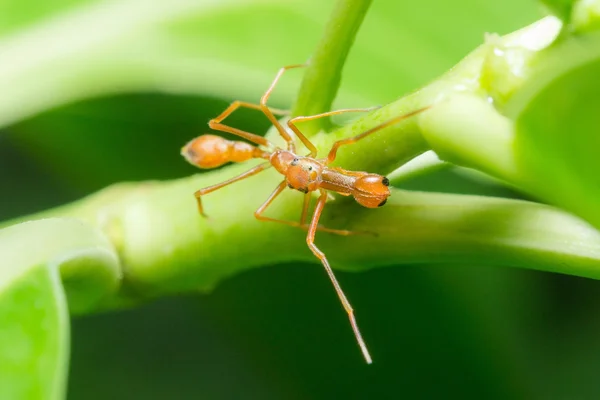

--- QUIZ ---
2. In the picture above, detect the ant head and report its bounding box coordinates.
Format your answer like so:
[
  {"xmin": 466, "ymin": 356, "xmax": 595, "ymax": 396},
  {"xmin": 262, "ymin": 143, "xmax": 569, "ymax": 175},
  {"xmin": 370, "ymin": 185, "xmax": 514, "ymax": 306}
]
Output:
[
  {"xmin": 286, "ymin": 157, "xmax": 323, "ymax": 193},
  {"xmin": 353, "ymin": 174, "xmax": 390, "ymax": 208}
]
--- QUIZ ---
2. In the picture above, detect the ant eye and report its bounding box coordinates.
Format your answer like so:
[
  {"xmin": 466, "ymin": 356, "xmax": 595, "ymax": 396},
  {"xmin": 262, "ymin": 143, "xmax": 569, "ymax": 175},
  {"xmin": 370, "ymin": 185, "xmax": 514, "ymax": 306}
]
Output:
[
  {"xmin": 308, "ymin": 166, "xmax": 313, "ymax": 171},
  {"xmin": 382, "ymin": 177, "xmax": 390, "ymax": 186}
]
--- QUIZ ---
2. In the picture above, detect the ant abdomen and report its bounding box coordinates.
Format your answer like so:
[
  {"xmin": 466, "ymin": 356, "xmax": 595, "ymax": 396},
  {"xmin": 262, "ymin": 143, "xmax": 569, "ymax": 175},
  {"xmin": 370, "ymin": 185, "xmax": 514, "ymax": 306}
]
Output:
[
  {"xmin": 353, "ymin": 174, "xmax": 390, "ymax": 208},
  {"xmin": 181, "ymin": 134, "xmax": 268, "ymax": 169}
]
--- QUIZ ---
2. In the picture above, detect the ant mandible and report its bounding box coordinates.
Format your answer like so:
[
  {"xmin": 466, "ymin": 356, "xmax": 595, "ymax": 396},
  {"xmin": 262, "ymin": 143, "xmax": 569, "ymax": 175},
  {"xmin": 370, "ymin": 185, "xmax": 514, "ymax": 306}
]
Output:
[{"xmin": 182, "ymin": 64, "xmax": 430, "ymax": 364}]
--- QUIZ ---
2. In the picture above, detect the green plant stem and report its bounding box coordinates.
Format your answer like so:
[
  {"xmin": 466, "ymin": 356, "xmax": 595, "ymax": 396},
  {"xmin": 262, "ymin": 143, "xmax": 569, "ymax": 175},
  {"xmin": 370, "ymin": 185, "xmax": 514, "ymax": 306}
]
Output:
[
  {"xmin": 291, "ymin": 0, "xmax": 372, "ymax": 133},
  {"xmin": 4, "ymin": 165, "xmax": 600, "ymax": 309}
]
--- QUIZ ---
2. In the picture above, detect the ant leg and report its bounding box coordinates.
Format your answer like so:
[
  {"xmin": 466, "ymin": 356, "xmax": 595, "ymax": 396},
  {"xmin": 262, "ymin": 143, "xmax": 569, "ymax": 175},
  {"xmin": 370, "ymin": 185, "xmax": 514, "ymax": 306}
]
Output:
[
  {"xmin": 307, "ymin": 189, "xmax": 372, "ymax": 364},
  {"xmin": 260, "ymin": 64, "xmax": 308, "ymax": 152},
  {"xmin": 195, "ymin": 163, "xmax": 271, "ymax": 217},
  {"xmin": 254, "ymin": 183, "xmax": 362, "ymax": 236},
  {"xmin": 288, "ymin": 107, "xmax": 378, "ymax": 157},
  {"xmin": 326, "ymin": 106, "xmax": 432, "ymax": 164},
  {"xmin": 300, "ymin": 192, "xmax": 311, "ymax": 225},
  {"xmin": 209, "ymin": 100, "xmax": 287, "ymax": 148}
]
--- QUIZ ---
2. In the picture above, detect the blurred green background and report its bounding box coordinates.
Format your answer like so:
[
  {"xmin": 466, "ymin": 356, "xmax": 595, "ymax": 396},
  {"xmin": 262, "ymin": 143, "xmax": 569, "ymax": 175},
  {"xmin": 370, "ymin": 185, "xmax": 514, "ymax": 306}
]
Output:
[{"xmin": 2, "ymin": 0, "xmax": 600, "ymax": 399}]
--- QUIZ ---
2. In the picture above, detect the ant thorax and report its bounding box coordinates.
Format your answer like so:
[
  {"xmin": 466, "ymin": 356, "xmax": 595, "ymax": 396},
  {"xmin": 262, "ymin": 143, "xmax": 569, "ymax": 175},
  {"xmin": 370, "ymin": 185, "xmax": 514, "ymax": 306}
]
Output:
[
  {"xmin": 270, "ymin": 150, "xmax": 323, "ymax": 193},
  {"xmin": 286, "ymin": 157, "xmax": 323, "ymax": 193}
]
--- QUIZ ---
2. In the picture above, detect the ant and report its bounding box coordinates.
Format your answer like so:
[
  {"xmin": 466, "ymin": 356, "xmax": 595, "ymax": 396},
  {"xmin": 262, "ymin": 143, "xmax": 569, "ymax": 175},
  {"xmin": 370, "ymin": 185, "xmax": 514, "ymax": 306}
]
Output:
[{"xmin": 181, "ymin": 64, "xmax": 430, "ymax": 364}]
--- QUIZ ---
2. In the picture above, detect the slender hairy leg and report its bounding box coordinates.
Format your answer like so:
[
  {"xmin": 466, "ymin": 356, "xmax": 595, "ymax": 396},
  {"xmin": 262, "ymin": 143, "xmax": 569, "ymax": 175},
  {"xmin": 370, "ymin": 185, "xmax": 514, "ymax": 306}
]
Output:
[
  {"xmin": 287, "ymin": 107, "xmax": 378, "ymax": 157},
  {"xmin": 208, "ymin": 100, "xmax": 287, "ymax": 148},
  {"xmin": 254, "ymin": 183, "xmax": 360, "ymax": 236},
  {"xmin": 195, "ymin": 163, "xmax": 271, "ymax": 217},
  {"xmin": 306, "ymin": 189, "xmax": 372, "ymax": 364},
  {"xmin": 326, "ymin": 106, "xmax": 432, "ymax": 164},
  {"xmin": 260, "ymin": 64, "xmax": 308, "ymax": 152}
]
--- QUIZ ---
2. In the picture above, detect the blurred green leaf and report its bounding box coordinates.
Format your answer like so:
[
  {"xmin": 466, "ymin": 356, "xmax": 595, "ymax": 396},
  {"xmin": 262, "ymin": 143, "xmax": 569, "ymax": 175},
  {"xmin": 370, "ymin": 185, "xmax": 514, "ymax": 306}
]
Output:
[
  {"xmin": 0, "ymin": 218, "xmax": 121, "ymax": 399},
  {"xmin": 0, "ymin": 265, "xmax": 68, "ymax": 400},
  {"xmin": 0, "ymin": 0, "xmax": 331, "ymax": 129},
  {"xmin": 0, "ymin": 0, "xmax": 91, "ymax": 36},
  {"xmin": 510, "ymin": 31, "xmax": 600, "ymax": 228},
  {"xmin": 8, "ymin": 95, "xmax": 248, "ymax": 193},
  {"xmin": 417, "ymin": 18, "xmax": 600, "ymax": 232},
  {"xmin": 571, "ymin": 0, "xmax": 600, "ymax": 33},
  {"xmin": 540, "ymin": 0, "xmax": 576, "ymax": 20}
]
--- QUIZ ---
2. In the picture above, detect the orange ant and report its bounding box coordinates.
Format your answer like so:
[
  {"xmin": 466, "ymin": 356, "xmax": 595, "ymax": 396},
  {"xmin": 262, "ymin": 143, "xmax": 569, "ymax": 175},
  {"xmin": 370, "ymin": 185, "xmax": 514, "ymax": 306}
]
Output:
[{"xmin": 181, "ymin": 64, "xmax": 430, "ymax": 364}]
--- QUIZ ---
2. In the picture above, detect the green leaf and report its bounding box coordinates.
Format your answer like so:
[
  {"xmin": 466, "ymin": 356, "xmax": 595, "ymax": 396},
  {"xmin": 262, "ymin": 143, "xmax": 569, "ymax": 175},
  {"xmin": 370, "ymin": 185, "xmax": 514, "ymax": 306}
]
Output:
[
  {"xmin": 0, "ymin": 265, "xmax": 68, "ymax": 400},
  {"xmin": 510, "ymin": 30, "xmax": 600, "ymax": 228},
  {"xmin": 571, "ymin": 0, "xmax": 600, "ymax": 33},
  {"xmin": 416, "ymin": 18, "xmax": 600, "ymax": 231},
  {"xmin": 540, "ymin": 0, "xmax": 576, "ymax": 20},
  {"xmin": 0, "ymin": 218, "xmax": 121, "ymax": 399},
  {"xmin": 0, "ymin": 0, "xmax": 92, "ymax": 36},
  {"xmin": 0, "ymin": 0, "xmax": 315, "ymax": 128}
]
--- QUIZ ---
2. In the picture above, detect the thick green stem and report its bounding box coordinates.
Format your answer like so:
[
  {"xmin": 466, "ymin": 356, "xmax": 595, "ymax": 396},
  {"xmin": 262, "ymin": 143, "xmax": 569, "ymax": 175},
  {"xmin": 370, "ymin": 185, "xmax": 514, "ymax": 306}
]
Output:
[
  {"xmin": 291, "ymin": 0, "xmax": 372, "ymax": 133},
  {"xmin": 4, "ymin": 165, "xmax": 600, "ymax": 308}
]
